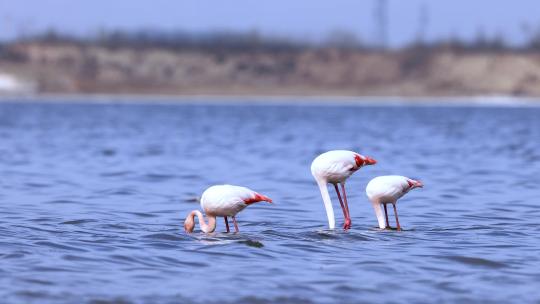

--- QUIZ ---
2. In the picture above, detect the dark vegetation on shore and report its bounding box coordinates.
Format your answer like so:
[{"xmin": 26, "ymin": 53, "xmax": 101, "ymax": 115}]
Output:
[
  {"xmin": 4, "ymin": 28, "xmax": 540, "ymax": 53},
  {"xmin": 1, "ymin": 29, "xmax": 540, "ymax": 96}
]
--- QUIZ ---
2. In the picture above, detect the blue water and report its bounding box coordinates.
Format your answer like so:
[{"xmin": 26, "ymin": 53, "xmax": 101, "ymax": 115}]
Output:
[{"xmin": 1, "ymin": 99, "xmax": 539, "ymax": 303}]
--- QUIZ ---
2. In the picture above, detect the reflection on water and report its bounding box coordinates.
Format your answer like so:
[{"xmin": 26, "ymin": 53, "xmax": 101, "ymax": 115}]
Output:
[{"xmin": 0, "ymin": 100, "xmax": 539, "ymax": 303}]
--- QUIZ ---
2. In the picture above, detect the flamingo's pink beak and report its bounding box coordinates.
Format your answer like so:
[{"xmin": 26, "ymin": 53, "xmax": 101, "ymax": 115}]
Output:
[
  {"xmin": 258, "ymin": 194, "xmax": 273, "ymax": 203},
  {"xmin": 244, "ymin": 193, "xmax": 273, "ymax": 205},
  {"xmin": 409, "ymin": 179, "xmax": 423, "ymax": 188},
  {"xmin": 364, "ymin": 156, "xmax": 377, "ymax": 165}
]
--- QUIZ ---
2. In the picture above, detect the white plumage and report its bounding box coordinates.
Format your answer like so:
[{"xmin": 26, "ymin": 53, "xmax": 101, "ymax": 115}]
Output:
[
  {"xmin": 311, "ymin": 150, "xmax": 377, "ymax": 229},
  {"xmin": 311, "ymin": 150, "xmax": 361, "ymax": 183},
  {"xmin": 184, "ymin": 184, "xmax": 272, "ymax": 233},
  {"xmin": 201, "ymin": 185, "xmax": 260, "ymax": 216},
  {"xmin": 366, "ymin": 175, "xmax": 423, "ymax": 230}
]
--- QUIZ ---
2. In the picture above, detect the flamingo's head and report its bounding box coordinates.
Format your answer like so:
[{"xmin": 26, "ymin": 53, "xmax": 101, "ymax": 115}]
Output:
[
  {"xmin": 184, "ymin": 212, "xmax": 196, "ymax": 233},
  {"xmin": 407, "ymin": 179, "xmax": 424, "ymax": 189},
  {"xmin": 244, "ymin": 193, "xmax": 273, "ymax": 205},
  {"xmin": 354, "ymin": 154, "xmax": 377, "ymax": 168}
]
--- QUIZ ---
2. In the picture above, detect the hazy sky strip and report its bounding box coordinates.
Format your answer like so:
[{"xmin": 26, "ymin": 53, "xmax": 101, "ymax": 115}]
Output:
[{"xmin": 0, "ymin": 0, "xmax": 538, "ymax": 46}]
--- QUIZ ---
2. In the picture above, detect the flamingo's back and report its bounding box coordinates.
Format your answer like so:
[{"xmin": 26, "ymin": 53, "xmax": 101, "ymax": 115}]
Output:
[
  {"xmin": 200, "ymin": 184, "xmax": 258, "ymax": 217},
  {"xmin": 311, "ymin": 150, "xmax": 359, "ymax": 183},
  {"xmin": 366, "ymin": 175, "xmax": 410, "ymax": 204}
]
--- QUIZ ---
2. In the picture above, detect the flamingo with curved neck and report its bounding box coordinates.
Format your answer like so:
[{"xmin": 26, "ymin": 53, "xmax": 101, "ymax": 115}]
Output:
[
  {"xmin": 184, "ymin": 210, "xmax": 217, "ymax": 233},
  {"xmin": 184, "ymin": 184, "xmax": 272, "ymax": 233}
]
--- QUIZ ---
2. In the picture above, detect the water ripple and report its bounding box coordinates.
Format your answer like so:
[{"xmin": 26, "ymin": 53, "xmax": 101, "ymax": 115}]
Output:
[{"xmin": 1, "ymin": 101, "xmax": 539, "ymax": 303}]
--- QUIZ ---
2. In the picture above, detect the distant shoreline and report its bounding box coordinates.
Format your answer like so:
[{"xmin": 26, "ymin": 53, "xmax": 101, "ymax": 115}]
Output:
[
  {"xmin": 1, "ymin": 93, "xmax": 539, "ymax": 107},
  {"xmin": 3, "ymin": 42, "xmax": 540, "ymax": 99}
]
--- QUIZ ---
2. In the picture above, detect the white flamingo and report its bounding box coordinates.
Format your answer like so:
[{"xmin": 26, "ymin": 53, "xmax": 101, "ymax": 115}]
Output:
[
  {"xmin": 184, "ymin": 184, "xmax": 272, "ymax": 233},
  {"xmin": 366, "ymin": 175, "xmax": 423, "ymax": 231},
  {"xmin": 311, "ymin": 150, "xmax": 377, "ymax": 229}
]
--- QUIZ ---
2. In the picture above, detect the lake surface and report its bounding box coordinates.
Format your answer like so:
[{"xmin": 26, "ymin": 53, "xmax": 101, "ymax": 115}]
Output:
[{"xmin": 1, "ymin": 99, "xmax": 539, "ymax": 303}]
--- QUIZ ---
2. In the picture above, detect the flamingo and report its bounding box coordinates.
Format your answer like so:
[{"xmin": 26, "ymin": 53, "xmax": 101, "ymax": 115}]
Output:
[
  {"xmin": 311, "ymin": 150, "xmax": 377, "ymax": 230},
  {"xmin": 366, "ymin": 175, "xmax": 423, "ymax": 231},
  {"xmin": 184, "ymin": 184, "xmax": 272, "ymax": 233}
]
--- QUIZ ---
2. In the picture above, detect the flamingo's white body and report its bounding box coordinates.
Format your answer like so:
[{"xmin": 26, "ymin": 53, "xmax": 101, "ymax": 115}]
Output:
[
  {"xmin": 311, "ymin": 150, "xmax": 376, "ymax": 229},
  {"xmin": 184, "ymin": 185, "xmax": 272, "ymax": 233},
  {"xmin": 366, "ymin": 175, "xmax": 423, "ymax": 230}
]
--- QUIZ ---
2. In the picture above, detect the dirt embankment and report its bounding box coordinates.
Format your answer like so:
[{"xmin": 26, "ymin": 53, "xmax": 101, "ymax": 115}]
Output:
[{"xmin": 1, "ymin": 42, "xmax": 540, "ymax": 96}]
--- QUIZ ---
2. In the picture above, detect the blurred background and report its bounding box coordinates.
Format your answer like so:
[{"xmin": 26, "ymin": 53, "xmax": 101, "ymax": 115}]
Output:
[
  {"xmin": 2, "ymin": 2, "xmax": 540, "ymax": 303},
  {"xmin": 1, "ymin": 0, "xmax": 540, "ymax": 97}
]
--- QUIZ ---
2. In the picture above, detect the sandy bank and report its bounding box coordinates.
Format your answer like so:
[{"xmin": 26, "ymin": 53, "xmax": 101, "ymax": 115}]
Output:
[{"xmin": 2, "ymin": 42, "xmax": 540, "ymax": 98}]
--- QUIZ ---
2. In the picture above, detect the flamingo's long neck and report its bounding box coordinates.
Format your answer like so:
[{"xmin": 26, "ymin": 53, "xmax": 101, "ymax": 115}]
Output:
[
  {"xmin": 317, "ymin": 180, "xmax": 335, "ymax": 229},
  {"xmin": 191, "ymin": 210, "xmax": 216, "ymax": 233},
  {"xmin": 371, "ymin": 202, "xmax": 386, "ymax": 229}
]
